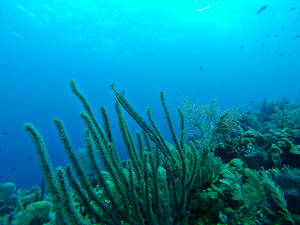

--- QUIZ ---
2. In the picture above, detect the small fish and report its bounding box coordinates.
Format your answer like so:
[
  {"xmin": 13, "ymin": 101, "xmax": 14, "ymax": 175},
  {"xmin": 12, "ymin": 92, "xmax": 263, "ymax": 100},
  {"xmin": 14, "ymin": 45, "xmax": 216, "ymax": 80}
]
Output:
[
  {"xmin": 273, "ymin": 34, "xmax": 279, "ymax": 37},
  {"xmin": 257, "ymin": 5, "xmax": 268, "ymax": 14},
  {"xmin": 2, "ymin": 131, "xmax": 8, "ymax": 136},
  {"xmin": 240, "ymin": 44, "xmax": 244, "ymax": 51},
  {"xmin": 295, "ymin": 34, "xmax": 300, "ymax": 38},
  {"xmin": 196, "ymin": 5, "xmax": 211, "ymax": 12},
  {"xmin": 27, "ymin": 156, "xmax": 33, "ymax": 160},
  {"xmin": 199, "ymin": 66, "xmax": 204, "ymax": 72},
  {"xmin": 289, "ymin": 7, "xmax": 296, "ymax": 11},
  {"xmin": 0, "ymin": 148, "xmax": 3, "ymax": 152}
]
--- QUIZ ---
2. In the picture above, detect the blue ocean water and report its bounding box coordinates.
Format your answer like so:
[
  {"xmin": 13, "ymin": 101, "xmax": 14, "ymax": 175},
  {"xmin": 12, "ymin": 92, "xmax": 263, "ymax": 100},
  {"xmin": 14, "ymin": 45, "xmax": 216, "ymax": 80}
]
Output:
[{"xmin": 0, "ymin": 0, "xmax": 299, "ymax": 188}]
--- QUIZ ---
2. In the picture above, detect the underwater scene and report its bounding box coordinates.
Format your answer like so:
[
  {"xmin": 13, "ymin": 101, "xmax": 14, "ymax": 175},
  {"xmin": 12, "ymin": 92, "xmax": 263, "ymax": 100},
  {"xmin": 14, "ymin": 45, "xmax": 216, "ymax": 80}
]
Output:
[{"xmin": 1, "ymin": 0, "xmax": 300, "ymax": 224}]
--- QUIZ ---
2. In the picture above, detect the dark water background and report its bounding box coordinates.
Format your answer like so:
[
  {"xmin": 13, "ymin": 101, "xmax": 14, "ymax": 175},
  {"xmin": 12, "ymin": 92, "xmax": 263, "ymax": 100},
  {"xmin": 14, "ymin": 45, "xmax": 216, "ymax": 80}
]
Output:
[{"xmin": 0, "ymin": 0, "xmax": 299, "ymax": 188}]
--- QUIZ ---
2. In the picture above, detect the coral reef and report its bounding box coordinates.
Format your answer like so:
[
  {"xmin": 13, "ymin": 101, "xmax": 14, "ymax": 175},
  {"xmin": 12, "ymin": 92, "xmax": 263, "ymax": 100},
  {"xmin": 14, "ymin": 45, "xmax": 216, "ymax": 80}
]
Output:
[
  {"xmin": 1, "ymin": 86, "xmax": 300, "ymax": 224},
  {"xmin": 0, "ymin": 181, "xmax": 48, "ymax": 225}
]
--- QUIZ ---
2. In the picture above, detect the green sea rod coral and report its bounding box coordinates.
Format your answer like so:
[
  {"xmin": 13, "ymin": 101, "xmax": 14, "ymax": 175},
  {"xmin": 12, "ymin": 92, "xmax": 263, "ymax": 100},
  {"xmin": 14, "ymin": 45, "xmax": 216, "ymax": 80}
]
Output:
[{"xmin": 24, "ymin": 81, "xmax": 223, "ymax": 225}]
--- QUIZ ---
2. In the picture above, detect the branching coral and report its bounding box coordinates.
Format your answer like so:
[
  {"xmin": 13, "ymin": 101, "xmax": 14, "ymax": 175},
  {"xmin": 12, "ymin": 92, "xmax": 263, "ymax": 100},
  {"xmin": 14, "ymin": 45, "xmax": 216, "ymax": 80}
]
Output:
[
  {"xmin": 182, "ymin": 99, "xmax": 242, "ymax": 147},
  {"xmin": 24, "ymin": 81, "xmax": 223, "ymax": 225}
]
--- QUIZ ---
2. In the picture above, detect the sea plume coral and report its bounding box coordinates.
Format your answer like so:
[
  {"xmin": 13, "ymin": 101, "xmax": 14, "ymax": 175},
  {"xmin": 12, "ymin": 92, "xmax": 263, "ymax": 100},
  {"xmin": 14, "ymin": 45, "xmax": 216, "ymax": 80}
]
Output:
[{"xmin": 24, "ymin": 81, "xmax": 223, "ymax": 225}]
